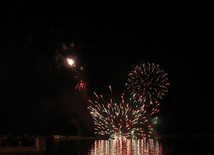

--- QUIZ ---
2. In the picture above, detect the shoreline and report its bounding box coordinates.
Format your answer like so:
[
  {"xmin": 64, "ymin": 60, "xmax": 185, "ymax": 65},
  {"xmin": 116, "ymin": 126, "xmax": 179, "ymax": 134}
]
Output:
[{"xmin": 52, "ymin": 134, "xmax": 214, "ymax": 141}]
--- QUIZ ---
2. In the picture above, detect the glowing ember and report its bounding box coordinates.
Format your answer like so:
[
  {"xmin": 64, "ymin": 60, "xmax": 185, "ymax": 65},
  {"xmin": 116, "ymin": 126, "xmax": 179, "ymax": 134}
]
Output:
[{"xmin": 67, "ymin": 58, "xmax": 75, "ymax": 66}]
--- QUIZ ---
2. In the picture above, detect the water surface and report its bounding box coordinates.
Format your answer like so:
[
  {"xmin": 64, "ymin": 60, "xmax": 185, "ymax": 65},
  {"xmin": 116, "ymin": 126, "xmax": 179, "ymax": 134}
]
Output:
[{"xmin": 46, "ymin": 137, "xmax": 213, "ymax": 154}]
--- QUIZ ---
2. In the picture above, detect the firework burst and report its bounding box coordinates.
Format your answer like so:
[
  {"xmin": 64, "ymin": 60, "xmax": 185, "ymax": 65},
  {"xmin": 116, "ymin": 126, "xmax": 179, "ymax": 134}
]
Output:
[
  {"xmin": 87, "ymin": 86, "xmax": 156, "ymax": 139},
  {"xmin": 126, "ymin": 62, "xmax": 170, "ymax": 106}
]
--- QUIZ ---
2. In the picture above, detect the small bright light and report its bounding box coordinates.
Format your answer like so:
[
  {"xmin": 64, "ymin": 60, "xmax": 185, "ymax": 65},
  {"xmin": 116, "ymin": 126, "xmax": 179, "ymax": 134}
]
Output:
[{"xmin": 67, "ymin": 58, "xmax": 75, "ymax": 66}]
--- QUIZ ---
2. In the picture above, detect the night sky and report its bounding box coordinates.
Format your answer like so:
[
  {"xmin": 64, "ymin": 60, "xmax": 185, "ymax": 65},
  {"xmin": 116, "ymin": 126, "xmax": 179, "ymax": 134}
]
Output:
[{"xmin": 0, "ymin": 7, "xmax": 209, "ymax": 136}]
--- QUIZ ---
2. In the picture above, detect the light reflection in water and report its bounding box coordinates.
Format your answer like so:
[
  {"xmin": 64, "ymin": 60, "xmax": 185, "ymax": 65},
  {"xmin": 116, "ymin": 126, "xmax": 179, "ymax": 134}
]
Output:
[{"xmin": 90, "ymin": 138, "xmax": 162, "ymax": 155}]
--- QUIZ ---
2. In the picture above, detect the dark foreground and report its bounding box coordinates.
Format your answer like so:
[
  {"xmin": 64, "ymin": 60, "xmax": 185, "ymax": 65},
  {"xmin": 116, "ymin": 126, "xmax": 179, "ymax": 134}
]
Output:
[{"xmin": 0, "ymin": 136, "xmax": 213, "ymax": 154}]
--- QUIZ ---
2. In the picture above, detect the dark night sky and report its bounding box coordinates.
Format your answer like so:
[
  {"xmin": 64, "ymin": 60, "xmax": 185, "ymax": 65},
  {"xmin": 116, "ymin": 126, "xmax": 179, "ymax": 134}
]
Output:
[{"xmin": 0, "ymin": 6, "xmax": 209, "ymax": 136}]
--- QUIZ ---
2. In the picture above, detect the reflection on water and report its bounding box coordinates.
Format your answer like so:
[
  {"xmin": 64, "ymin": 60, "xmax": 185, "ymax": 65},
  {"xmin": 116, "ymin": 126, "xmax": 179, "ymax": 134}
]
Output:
[
  {"xmin": 90, "ymin": 138, "xmax": 162, "ymax": 155},
  {"xmin": 47, "ymin": 137, "xmax": 213, "ymax": 154}
]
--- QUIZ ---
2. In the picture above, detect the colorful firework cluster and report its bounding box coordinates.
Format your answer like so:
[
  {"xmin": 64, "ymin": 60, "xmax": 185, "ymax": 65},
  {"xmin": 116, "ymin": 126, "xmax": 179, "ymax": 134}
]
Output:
[
  {"xmin": 88, "ymin": 86, "xmax": 147, "ymax": 139},
  {"xmin": 126, "ymin": 62, "xmax": 170, "ymax": 106},
  {"xmin": 88, "ymin": 62, "xmax": 169, "ymax": 139}
]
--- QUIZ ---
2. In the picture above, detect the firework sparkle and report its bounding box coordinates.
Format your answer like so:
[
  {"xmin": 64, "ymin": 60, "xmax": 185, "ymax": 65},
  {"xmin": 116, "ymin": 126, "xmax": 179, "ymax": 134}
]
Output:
[
  {"xmin": 67, "ymin": 58, "xmax": 75, "ymax": 67},
  {"xmin": 126, "ymin": 62, "xmax": 170, "ymax": 106},
  {"xmin": 88, "ymin": 86, "xmax": 156, "ymax": 139}
]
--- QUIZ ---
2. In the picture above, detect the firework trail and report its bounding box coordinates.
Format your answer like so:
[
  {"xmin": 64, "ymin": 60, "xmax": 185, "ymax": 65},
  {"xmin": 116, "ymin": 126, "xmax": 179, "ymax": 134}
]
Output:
[
  {"xmin": 87, "ymin": 86, "xmax": 156, "ymax": 139},
  {"xmin": 126, "ymin": 62, "xmax": 170, "ymax": 107}
]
